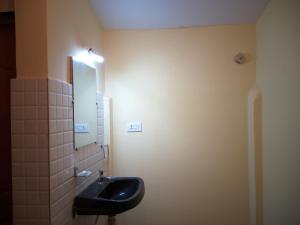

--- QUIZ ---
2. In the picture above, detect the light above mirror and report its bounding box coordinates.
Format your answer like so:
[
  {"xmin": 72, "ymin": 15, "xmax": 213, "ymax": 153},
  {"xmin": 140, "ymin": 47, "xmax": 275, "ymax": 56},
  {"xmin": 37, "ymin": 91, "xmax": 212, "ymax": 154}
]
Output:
[
  {"xmin": 88, "ymin": 48, "xmax": 104, "ymax": 63},
  {"xmin": 73, "ymin": 48, "xmax": 104, "ymax": 67}
]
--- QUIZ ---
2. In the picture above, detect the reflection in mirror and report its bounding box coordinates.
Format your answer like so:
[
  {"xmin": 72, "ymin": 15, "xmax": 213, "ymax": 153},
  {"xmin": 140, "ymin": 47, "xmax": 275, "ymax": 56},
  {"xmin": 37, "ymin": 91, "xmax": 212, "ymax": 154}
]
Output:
[{"xmin": 72, "ymin": 58, "xmax": 97, "ymax": 149}]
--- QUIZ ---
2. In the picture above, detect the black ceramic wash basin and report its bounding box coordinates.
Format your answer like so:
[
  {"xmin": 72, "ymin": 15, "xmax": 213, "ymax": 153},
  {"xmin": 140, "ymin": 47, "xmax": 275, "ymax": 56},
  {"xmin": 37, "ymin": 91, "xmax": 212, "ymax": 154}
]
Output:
[{"xmin": 74, "ymin": 177, "xmax": 145, "ymax": 216}]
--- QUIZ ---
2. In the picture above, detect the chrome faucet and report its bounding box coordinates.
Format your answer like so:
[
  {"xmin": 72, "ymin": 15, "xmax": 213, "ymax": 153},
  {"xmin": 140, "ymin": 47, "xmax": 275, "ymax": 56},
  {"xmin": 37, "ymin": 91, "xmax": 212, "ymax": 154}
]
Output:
[{"xmin": 98, "ymin": 170, "xmax": 104, "ymax": 183}]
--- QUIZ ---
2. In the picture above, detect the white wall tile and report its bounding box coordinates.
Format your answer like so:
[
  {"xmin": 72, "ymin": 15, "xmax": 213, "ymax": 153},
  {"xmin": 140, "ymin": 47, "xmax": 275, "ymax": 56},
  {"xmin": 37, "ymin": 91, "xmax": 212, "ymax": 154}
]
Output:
[
  {"xmin": 24, "ymin": 93, "xmax": 37, "ymax": 106},
  {"xmin": 11, "ymin": 79, "xmax": 108, "ymax": 225},
  {"xmin": 11, "ymin": 121, "xmax": 24, "ymax": 134},
  {"xmin": 11, "ymin": 93, "xmax": 24, "ymax": 106},
  {"xmin": 24, "ymin": 80, "xmax": 38, "ymax": 92},
  {"xmin": 25, "ymin": 177, "xmax": 39, "ymax": 191},
  {"xmin": 49, "ymin": 93, "xmax": 57, "ymax": 106},
  {"xmin": 25, "ymin": 191, "xmax": 40, "ymax": 205},
  {"xmin": 11, "ymin": 79, "xmax": 50, "ymax": 225},
  {"xmin": 48, "ymin": 80, "xmax": 56, "ymax": 93},
  {"xmin": 11, "ymin": 107, "xmax": 24, "ymax": 120},
  {"xmin": 38, "ymin": 93, "xmax": 48, "ymax": 106},
  {"xmin": 13, "ymin": 191, "xmax": 25, "ymax": 205},
  {"xmin": 12, "ymin": 178, "xmax": 26, "ymax": 191},
  {"xmin": 39, "ymin": 120, "xmax": 49, "ymax": 134},
  {"xmin": 11, "ymin": 79, "xmax": 24, "ymax": 92},
  {"xmin": 38, "ymin": 135, "xmax": 49, "ymax": 148},
  {"xmin": 39, "ymin": 163, "xmax": 49, "ymax": 177},
  {"xmin": 12, "ymin": 150, "xmax": 25, "ymax": 163},
  {"xmin": 24, "ymin": 107, "xmax": 38, "ymax": 120},
  {"xmin": 56, "ymin": 94, "xmax": 62, "ymax": 106},
  {"xmin": 24, "ymin": 135, "xmax": 38, "ymax": 148},
  {"xmin": 38, "ymin": 107, "xmax": 48, "ymax": 120},
  {"xmin": 39, "ymin": 177, "xmax": 49, "ymax": 191},
  {"xmin": 24, "ymin": 120, "xmax": 39, "ymax": 134},
  {"xmin": 38, "ymin": 80, "xmax": 48, "ymax": 92}
]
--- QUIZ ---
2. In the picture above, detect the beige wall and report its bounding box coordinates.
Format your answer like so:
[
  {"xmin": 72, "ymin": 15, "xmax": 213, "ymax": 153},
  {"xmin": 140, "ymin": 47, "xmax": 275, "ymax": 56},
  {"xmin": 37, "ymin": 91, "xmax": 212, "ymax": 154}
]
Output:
[
  {"xmin": 14, "ymin": 0, "xmax": 104, "ymax": 90},
  {"xmin": 0, "ymin": 0, "xmax": 14, "ymax": 12},
  {"xmin": 14, "ymin": 0, "xmax": 48, "ymax": 78},
  {"xmin": 256, "ymin": 0, "xmax": 300, "ymax": 225},
  {"xmin": 47, "ymin": 0, "xmax": 104, "ymax": 90},
  {"xmin": 104, "ymin": 25, "xmax": 256, "ymax": 225}
]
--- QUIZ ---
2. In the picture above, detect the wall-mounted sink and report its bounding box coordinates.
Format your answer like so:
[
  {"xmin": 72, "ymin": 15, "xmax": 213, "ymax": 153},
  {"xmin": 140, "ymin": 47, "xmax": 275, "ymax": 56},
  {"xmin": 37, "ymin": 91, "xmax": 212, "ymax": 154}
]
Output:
[{"xmin": 74, "ymin": 177, "xmax": 145, "ymax": 216}]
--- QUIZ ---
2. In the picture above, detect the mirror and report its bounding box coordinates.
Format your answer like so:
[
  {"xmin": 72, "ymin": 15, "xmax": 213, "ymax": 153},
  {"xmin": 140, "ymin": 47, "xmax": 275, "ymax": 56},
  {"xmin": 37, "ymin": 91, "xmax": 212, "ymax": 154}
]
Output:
[{"xmin": 72, "ymin": 58, "xmax": 97, "ymax": 149}]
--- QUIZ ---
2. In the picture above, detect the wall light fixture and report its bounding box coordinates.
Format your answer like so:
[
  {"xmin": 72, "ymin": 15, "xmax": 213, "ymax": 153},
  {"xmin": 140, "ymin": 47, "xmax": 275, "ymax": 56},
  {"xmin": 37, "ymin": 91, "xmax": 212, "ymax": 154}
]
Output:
[
  {"xmin": 88, "ymin": 48, "xmax": 104, "ymax": 63},
  {"xmin": 73, "ymin": 48, "xmax": 104, "ymax": 67}
]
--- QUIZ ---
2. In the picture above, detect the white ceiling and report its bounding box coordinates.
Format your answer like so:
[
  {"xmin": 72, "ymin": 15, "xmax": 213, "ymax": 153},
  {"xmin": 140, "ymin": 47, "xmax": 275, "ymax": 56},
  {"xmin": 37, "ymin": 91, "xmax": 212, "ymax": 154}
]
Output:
[{"xmin": 90, "ymin": 0, "xmax": 269, "ymax": 30}]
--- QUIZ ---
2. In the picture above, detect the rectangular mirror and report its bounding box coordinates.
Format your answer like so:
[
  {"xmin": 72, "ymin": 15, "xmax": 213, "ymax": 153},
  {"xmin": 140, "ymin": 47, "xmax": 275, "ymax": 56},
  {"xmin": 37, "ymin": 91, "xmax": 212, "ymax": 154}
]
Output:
[{"xmin": 72, "ymin": 58, "xmax": 97, "ymax": 149}]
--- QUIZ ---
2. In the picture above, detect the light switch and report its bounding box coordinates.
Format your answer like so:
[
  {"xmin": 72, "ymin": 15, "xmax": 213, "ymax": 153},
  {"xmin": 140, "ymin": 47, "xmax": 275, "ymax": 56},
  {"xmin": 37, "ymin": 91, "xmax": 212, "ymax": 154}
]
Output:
[
  {"xmin": 75, "ymin": 123, "xmax": 89, "ymax": 133},
  {"xmin": 127, "ymin": 122, "xmax": 142, "ymax": 132}
]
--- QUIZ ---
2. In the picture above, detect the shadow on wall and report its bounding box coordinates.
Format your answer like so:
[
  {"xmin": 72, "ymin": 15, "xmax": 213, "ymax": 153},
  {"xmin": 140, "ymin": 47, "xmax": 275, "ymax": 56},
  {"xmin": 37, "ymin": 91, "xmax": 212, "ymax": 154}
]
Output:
[
  {"xmin": 254, "ymin": 92, "xmax": 263, "ymax": 225},
  {"xmin": 248, "ymin": 87, "xmax": 263, "ymax": 225}
]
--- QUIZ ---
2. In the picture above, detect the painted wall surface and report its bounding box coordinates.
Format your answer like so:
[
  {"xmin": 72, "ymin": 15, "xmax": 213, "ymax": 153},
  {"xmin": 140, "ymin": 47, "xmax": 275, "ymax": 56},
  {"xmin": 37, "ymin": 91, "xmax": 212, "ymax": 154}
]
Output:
[
  {"xmin": 0, "ymin": 0, "xmax": 14, "ymax": 12},
  {"xmin": 47, "ymin": 0, "xmax": 104, "ymax": 90},
  {"xmin": 256, "ymin": 0, "xmax": 300, "ymax": 224},
  {"xmin": 14, "ymin": 0, "xmax": 48, "ymax": 78},
  {"xmin": 104, "ymin": 25, "xmax": 256, "ymax": 225},
  {"xmin": 14, "ymin": 0, "xmax": 104, "ymax": 89}
]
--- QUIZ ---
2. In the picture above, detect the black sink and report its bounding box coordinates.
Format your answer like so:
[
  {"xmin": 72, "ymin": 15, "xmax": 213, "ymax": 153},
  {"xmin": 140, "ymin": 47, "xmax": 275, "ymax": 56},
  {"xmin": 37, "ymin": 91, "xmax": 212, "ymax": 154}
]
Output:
[{"xmin": 74, "ymin": 177, "xmax": 145, "ymax": 215}]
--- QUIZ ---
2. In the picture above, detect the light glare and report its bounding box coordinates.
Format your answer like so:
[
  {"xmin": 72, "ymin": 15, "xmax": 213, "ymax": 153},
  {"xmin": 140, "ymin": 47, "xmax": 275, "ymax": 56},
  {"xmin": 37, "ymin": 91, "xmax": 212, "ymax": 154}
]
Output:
[{"xmin": 73, "ymin": 49, "xmax": 104, "ymax": 66}]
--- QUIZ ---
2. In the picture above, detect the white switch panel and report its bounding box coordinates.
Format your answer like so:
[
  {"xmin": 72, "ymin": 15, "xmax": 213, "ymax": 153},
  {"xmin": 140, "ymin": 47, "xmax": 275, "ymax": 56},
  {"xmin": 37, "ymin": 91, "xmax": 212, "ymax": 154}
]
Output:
[
  {"xmin": 75, "ymin": 123, "xmax": 89, "ymax": 133},
  {"xmin": 127, "ymin": 122, "xmax": 142, "ymax": 132}
]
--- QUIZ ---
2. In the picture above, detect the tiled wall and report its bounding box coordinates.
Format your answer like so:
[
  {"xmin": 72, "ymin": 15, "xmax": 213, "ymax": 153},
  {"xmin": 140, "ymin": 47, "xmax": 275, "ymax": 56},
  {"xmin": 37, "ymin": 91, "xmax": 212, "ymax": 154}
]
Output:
[
  {"xmin": 48, "ymin": 79, "xmax": 108, "ymax": 225},
  {"xmin": 11, "ymin": 79, "xmax": 108, "ymax": 225},
  {"xmin": 11, "ymin": 79, "xmax": 50, "ymax": 225}
]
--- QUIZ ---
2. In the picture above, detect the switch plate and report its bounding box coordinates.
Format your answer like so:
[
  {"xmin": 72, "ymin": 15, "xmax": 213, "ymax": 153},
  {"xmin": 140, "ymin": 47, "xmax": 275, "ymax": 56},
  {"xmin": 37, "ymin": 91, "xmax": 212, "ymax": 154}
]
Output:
[
  {"xmin": 127, "ymin": 122, "xmax": 142, "ymax": 132},
  {"xmin": 75, "ymin": 123, "xmax": 89, "ymax": 133}
]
